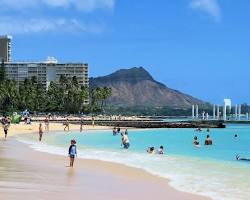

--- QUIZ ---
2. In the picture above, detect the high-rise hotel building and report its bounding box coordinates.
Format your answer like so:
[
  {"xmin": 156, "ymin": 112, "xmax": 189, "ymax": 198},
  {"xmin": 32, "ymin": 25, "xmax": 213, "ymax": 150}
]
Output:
[
  {"xmin": 4, "ymin": 57, "xmax": 89, "ymax": 90},
  {"xmin": 0, "ymin": 35, "xmax": 12, "ymax": 62}
]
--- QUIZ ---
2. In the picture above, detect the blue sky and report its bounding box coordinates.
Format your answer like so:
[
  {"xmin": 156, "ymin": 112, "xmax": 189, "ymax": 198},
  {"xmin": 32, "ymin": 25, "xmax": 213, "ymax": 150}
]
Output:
[{"xmin": 1, "ymin": 0, "xmax": 250, "ymax": 104}]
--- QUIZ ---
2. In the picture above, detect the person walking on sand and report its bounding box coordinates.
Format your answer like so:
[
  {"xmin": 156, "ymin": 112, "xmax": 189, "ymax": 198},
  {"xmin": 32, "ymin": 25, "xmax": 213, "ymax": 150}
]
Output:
[
  {"xmin": 3, "ymin": 123, "xmax": 9, "ymax": 140},
  {"xmin": 44, "ymin": 116, "xmax": 49, "ymax": 132},
  {"xmin": 68, "ymin": 139, "xmax": 77, "ymax": 167},
  {"xmin": 39, "ymin": 123, "xmax": 43, "ymax": 141},
  {"xmin": 80, "ymin": 117, "xmax": 84, "ymax": 132},
  {"xmin": 92, "ymin": 116, "xmax": 95, "ymax": 128},
  {"xmin": 64, "ymin": 118, "xmax": 70, "ymax": 131}
]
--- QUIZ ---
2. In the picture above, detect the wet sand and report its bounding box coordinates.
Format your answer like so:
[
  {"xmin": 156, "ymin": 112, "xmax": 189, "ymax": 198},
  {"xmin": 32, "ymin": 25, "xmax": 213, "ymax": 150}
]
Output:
[{"xmin": 0, "ymin": 139, "xmax": 211, "ymax": 200}]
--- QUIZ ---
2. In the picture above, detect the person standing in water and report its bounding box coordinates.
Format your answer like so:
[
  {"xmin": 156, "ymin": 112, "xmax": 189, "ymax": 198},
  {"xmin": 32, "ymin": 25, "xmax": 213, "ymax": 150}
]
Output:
[
  {"xmin": 121, "ymin": 132, "xmax": 130, "ymax": 149},
  {"xmin": 157, "ymin": 146, "xmax": 164, "ymax": 154},
  {"xmin": 68, "ymin": 139, "xmax": 77, "ymax": 167},
  {"xmin": 39, "ymin": 123, "xmax": 43, "ymax": 141},
  {"xmin": 204, "ymin": 135, "xmax": 213, "ymax": 145},
  {"xmin": 193, "ymin": 136, "xmax": 200, "ymax": 147},
  {"xmin": 117, "ymin": 126, "xmax": 121, "ymax": 135},
  {"xmin": 113, "ymin": 127, "xmax": 117, "ymax": 136}
]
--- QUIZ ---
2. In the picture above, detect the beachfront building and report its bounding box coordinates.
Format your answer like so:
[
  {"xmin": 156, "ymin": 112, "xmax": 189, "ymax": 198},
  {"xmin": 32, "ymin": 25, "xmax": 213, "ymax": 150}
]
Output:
[
  {"xmin": 0, "ymin": 35, "xmax": 12, "ymax": 62},
  {"xmin": 4, "ymin": 57, "xmax": 89, "ymax": 90}
]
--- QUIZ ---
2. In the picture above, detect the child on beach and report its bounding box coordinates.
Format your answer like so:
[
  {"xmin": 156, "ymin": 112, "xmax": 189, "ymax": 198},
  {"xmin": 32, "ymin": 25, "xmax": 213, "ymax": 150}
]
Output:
[
  {"xmin": 68, "ymin": 139, "xmax": 77, "ymax": 167},
  {"xmin": 39, "ymin": 123, "xmax": 43, "ymax": 141}
]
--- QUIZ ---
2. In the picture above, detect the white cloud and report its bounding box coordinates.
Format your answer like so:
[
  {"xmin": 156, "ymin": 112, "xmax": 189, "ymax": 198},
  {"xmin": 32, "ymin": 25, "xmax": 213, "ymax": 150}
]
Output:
[
  {"xmin": 190, "ymin": 0, "xmax": 221, "ymax": 22},
  {"xmin": 0, "ymin": 0, "xmax": 114, "ymax": 34},
  {"xmin": 0, "ymin": 17, "xmax": 105, "ymax": 34},
  {"xmin": 0, "ymin": 0, "xmax": 115, "ymax": 12},
  {"xmin": 73, "ymin": 0, "xmax": 115, "ymax": 12}
]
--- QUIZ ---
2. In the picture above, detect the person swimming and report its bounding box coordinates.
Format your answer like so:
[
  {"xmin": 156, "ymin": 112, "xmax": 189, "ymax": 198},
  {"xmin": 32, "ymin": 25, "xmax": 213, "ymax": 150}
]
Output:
[
  {"xmin": 193, "ymin": 136, "xmax": 200, "ymax": 146},
  {"xmin": 147, "ymin": 147, "xmax": 155, "ymax": 154},
  {"xmin": 204, "ymin": 134, "xmax": 213, "ymax": 145},
  {"xmin": 236, "ymin": 155, "xmax": 250, "ymax": 161},
  {"xmin": 195, "ymin": 128, "xmax": 202, "ymax": 132}
]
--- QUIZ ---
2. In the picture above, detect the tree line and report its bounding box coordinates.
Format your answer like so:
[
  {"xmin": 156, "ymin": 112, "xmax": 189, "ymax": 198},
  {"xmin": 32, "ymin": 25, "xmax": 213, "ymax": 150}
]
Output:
[{"xmin": 0, "ymin": 61, "xmax": 112, "ymax": 114}]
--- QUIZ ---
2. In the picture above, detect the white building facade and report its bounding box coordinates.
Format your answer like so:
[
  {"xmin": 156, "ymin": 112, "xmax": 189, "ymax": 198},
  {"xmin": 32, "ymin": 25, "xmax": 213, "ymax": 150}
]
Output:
[{"xmin": 4, "ymin": 58, "xmax": 89, "ymax": 90}]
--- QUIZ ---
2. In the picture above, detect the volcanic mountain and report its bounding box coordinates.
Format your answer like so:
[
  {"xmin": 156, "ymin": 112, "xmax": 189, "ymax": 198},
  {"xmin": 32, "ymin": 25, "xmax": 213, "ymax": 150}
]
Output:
[{"xmin": 90, "ymin": 67, "xmax": 205, "ymax": 108}]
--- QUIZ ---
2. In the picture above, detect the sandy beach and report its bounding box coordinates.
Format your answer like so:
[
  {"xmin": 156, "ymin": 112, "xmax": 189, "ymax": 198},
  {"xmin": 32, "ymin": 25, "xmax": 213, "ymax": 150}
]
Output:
[
  {"xmin": 0, "ymin": 124, "xmax": 210, "ymax": 200},
  {"xmin": 0, "ymin": 122, "xmax": 112, "ymax": 138}
]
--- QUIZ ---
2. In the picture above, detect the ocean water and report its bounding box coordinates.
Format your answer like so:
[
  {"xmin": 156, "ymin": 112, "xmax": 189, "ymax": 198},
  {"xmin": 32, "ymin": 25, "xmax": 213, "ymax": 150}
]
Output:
[{"xmin": 17, "ymin": 124, "xmax": 250, "ymax": 200}]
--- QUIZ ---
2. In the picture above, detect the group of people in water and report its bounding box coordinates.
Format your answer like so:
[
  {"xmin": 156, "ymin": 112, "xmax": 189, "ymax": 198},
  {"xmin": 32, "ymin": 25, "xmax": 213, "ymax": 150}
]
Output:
[
  {"xmin": 193, "ymin": 128, "xmax": 213, "ymax": 147},
  {"xmin": 193, "ymin": 134, "xmax": 213, "ymax": 147},
  {"xmin": 113, "ymin": 127, "xmax": 130, "ymax": 149},
  {"xmin": 147, "ymin": 146, "xmax": 164, "ymax": 154},
  {"xmin": 113, "ymin": 126, "xmax": 164, "ymax": 154}
]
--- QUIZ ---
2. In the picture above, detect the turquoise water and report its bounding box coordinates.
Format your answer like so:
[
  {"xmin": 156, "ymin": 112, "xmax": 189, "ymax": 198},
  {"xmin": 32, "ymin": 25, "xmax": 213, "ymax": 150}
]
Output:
[{"xmin": 18, "ymin": 124, "xmax": 250, "ymax": 200}]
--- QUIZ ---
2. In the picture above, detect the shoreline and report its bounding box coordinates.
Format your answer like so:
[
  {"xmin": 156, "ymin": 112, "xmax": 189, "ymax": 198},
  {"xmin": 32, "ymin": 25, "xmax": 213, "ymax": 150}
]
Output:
[{"xmin": 0, "ymin": 124, "xmax": 211, "ymax": 200}]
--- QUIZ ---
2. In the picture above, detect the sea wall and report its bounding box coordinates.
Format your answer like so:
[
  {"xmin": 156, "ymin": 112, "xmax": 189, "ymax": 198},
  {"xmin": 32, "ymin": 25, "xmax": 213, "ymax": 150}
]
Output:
[{"xmin": 32, "ymin": 119, "xmax": 225, "ymax": 128}]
